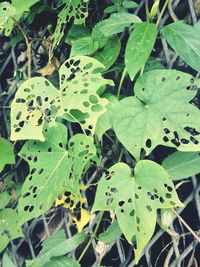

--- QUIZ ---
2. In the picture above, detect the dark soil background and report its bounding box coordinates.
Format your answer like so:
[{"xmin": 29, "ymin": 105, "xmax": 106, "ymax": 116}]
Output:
[{"xmin": 0, "ymin": 0, "xmax": 200, "ymax": 266}]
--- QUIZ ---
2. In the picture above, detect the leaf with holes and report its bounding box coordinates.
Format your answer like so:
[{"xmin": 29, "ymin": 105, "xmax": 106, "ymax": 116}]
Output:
[
  {"xmin": 11, "ymin": 56, "xmax": 112, "ymax": 140},
  {"xmin": 125, "ymin": 22, "xmax": 157, "ymax": 80},
  {"xmin": 113, "ymin": 70, "xmax": 200, "ymax": 160},
  {"xmin": 0, "ymin": 2, "xmax": 15, "ymax": 35},
  {"xmin": 59, "ymin": 56, "xmax": 114, "ymax": 134},
  {"xmin": 163, "ymin": 21, "xmax": 200, "ymax": 72},
  {"xmin": 11, "ymin": 77, "xmax": 59, "ymax": 141},
  {"xmin": 0, "ymin": 208, "xmax": 23, "ymax": 252},
  {"xmin": 52, "ymin": 0, "xmax": 89, "ymax": 50},
  {"xmin": 18, "ymin": 122, "xmax": 69, "ymax": 224},
  {"xmin": 0, "ymin": 138, "xmax": 15, "ymax": 173},
  {"xmin": 67, "ymin": 134, "xmax": 96, "ymax": 196},
  {"xmin": 92, "ymin": 161, "xmax": 182, "ymax": 262},
  {"xmin": 162, "ymin": 151, "xmax": 200, "ymax": 180}
]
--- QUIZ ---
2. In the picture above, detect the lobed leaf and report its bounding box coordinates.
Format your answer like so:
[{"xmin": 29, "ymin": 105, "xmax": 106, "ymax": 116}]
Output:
[
  {"xmin": 11, "ymin": 56, "xmax": 113, "ymax": 140},
  {"xmin": 113, "ymin": 70, "xmax": 200, "ymax": 160},
  {"xmin": 92, "ymin": 160, "xmax": 182, "ymax": 262}
]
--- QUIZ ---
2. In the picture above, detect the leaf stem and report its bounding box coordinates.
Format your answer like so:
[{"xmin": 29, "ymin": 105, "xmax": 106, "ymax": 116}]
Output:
[
  {"xmin": 173, "ymin": 209, "xmax": 200, "ymax": 243},
  {"xmin": 12, "ymin": 18, "xmax": 32, "ymax": 79},
  {"xmin": 156, "ymin": 0, "xmax": 169, "ymax": 27},
  {"xmin": 117, "ymin": 68, "xmax": 127, "ymax": 99},
  {"xmin": 78, "ymin": 211, "xmax": 104, "ymax": 262}
]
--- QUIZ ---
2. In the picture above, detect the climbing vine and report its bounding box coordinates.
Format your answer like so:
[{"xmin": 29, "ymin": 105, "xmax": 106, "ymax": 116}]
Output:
[{"xmin": 0, "ymin": 0, "xmax": 200, "ymax": 266}]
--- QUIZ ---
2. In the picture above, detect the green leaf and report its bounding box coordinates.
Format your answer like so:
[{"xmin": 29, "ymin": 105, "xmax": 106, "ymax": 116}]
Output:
[
  {"xmin": 94, "ymin": 37, "xmax": 121, "ymax": 71},
  {"xmin": 0, "ymin": 2, "xmax": 15, "ymax": 35},
  {"xmin": 46, "ymin": 256, "xmax": 80, "ymax": 267},
  {"xmin": 113, "ymin": 70, "xmax": 200, "ymax": 160},
  {"xmin": 26, "ymin": 230, "xmax": 86, "ymax": 267},
  {"xmin": 125, "ymin": 22, "xmax": 157, "ymax": 80},
  {"xmin": 95, "ymin": 94, "xmax": 119, "ymax": 139},
  {"xmin": 92, "ymin": 160, "xmax": 182, "ymax": 262},
  {"xmin": 0, "ymin": 138, "xmax": 15, "ymax": 173},
  {"xmin": 144, "ymin": 56, "xmax": 165, "ymax": 72},
  {"xmin": 11, "ymin": 56, "xmax": 113, "ymax": 140},
  {"xmin": 98, "ymin": 220, "xmax": 122, "ymax": 244},
  {"xmin": 71, "ymin": 36, "xmax": 99, "ymax": 56},
  {"xmin": 162, "ymin": 151, "xmax": 200, "ymax": 180},
  {"xmin": 92, "ymin": 21, "xmax": 109, "ymax": 48},
  {"xmin": 52, "ymin": 0, "xmax": 89, "ymax": 50},
  {"xmin": 18, "ymin": 122, "xmax": 96, "ymax": 223},
  {"xmin": 18, "ymin": 123, "xmax": 69, "ymax": 224},
  {"xmin": 0, "ymin": 191, "xmax": 11, "ymax": 209},
  {"xmin": 0, "ymin": 208, "xmax": 23, "ymax": 252},
  {"xmin": 12, "ymin": 0, "xmax": 40, "ymax": 16},
  {"xmin": 163, "ymin": 21, "xmax": 200, "ymax": 72},
  {"xmin": 67, "ymin": 134, "xmax": 96, "ymax": 196},
  {"xmin": 66, "ymin": 25, "xmax": 90, "ymax": 44},
  {"xmin": 59, "ymin": 56, "xmax": 114, "ymax": 135},
  {"xmin": 2, "ymin": 253, "xmax": 16, "ymax": 267},
  {"xmin": 11, "ymin": 77, "xmax": 59, "ymax": 141},
  {"xmin": 122, "ymin": 0, "xmax": 138, "ymax": 9},
  {"xmin": 99, "ymin": 13, "xmax": 141, "ymax": 37}
]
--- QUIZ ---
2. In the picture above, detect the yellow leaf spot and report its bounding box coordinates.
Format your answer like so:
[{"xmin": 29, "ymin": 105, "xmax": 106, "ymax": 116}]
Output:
[{"xmin": 73, "ymin": 208, "xmax": 91, "ymax": 233}]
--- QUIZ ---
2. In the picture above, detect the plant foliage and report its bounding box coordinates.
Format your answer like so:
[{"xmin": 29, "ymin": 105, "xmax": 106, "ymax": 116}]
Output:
[{"xmin": 0, "ymin": 0, "xmax": 200, "ymax": 265}]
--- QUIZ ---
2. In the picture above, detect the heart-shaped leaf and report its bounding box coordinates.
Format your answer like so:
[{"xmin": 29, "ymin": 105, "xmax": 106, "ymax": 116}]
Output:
[
  {"xmin": 18, "ymin": 122, "xmax": 96, "ymax": 224},
  {"xmin": 18, "ymin": 122, "xmax": 69, "ymax": 224},
  {"xmin": 11, "ymin": 56, "xmax": 113, "ymax": 141},
  {"xmin": 92, "ymin": 160, "xmax": 182, "ymax": 262},
  {"xmin": 113, "ymin": 70, "xmax": 200, "ymax": 160}
]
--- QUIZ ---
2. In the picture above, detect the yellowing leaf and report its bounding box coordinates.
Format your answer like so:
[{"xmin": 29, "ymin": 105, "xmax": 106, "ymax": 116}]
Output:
[{"xmin": 73, "ymin": 208, "xmax": 91, "ymax": 232}]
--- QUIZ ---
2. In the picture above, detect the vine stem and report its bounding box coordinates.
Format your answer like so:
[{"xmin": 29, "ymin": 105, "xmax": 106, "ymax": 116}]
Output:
[
  {"xmin": 173, "ymin": 209, "xmax": 200, "ymax": 243},
  {"xmin": 117, "ymin": 68, "xmax": 127, "ymax": 100},
  {"xmin": 12, "ymin": 18, "xmax": 32, "ymax": 78},
  {"xmin": 78, "ymin": 211, "xmax": 104, "ymax": 262},
  {"xmin": 156, "ymin": 0, "xmax": 169, "ymax": 27}
]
